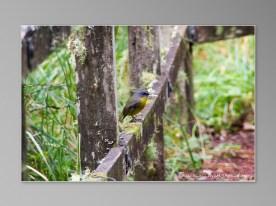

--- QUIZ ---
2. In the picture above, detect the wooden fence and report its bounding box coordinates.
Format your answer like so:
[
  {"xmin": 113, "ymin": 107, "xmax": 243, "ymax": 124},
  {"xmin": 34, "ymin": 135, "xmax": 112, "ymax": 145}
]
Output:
[{"xmin": 22, "ymin": 25, "xmax": 254, "ymax": 181}]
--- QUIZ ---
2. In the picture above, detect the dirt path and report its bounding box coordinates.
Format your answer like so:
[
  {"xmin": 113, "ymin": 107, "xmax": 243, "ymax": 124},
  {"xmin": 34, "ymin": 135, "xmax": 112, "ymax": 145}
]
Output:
[{"xmin": 177, "ymin": 128, "xmax": 255, "ymax": 181}]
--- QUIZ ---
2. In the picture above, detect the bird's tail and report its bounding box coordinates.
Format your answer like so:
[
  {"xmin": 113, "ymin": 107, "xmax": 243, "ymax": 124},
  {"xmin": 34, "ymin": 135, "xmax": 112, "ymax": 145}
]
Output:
[{"xmin": 119, "ymin": 113, "xmax": 126, "ymax": 122}]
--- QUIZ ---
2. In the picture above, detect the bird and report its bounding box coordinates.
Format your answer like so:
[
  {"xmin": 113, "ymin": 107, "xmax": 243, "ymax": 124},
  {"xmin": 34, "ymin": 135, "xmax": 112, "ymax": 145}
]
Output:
[{"xmin": 120, "ymin": 88, "xmax": 150, "ymax": 121}]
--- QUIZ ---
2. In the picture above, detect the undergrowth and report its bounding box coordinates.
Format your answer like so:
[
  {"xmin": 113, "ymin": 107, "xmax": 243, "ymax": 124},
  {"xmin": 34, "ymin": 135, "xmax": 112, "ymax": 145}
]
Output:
[{"xmin": 23, "ymin": 47, "xmax": 79, "ymax": 181}]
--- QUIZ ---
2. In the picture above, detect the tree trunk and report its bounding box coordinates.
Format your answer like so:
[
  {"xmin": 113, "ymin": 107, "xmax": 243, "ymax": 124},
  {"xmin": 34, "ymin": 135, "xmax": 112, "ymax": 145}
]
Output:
[{"xmin": 128, "ymin": 26, "xmax": 164, "ymax": 180}]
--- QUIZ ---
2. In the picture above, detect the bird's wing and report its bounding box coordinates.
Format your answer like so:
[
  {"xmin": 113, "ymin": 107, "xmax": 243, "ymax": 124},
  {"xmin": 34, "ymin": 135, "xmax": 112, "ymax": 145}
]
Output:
[
  {"xmin": 122, "ymin": 96, "xmax": 141, "ymax": 116},
  {"xmin": 125, "ymin": 97, "xmax": 141, "ymax": 111}
]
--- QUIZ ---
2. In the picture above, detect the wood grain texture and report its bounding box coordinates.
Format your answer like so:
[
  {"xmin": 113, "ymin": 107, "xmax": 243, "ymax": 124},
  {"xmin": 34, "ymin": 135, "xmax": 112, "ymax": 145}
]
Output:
[{"xmin": 75, "ymin": 26, "xmax": 118, "ymax": 171}]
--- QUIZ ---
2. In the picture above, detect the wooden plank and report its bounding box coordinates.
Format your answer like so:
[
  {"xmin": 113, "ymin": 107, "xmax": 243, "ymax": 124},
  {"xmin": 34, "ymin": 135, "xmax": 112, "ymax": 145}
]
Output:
[
  {"xmin": 161, "ymin": 27, "xmax": 195, "ymax": 133},
  {"xmin": 162, "ymin": 26, "xmax": 187, "ymax": 85},
  {"xmin": 186, "ymin": 26, "xmax": 255, "ymax": 44},
  {"xmin": 21, "ymin": 26, "xmax": 71, "ymax": 77},
  {"xmin": 95, "ymin": 147, "xmax": 124, "ymax": 181},
  {"xmin": 73, "ymin": 26, "xmax": 118, "ymax": 171},
  {"xmin": 161, "ymin": 26, "xmax": 195, "ymax": 134},
  {"xmin": 95, "ymin": 133, "xmax": 133, "ymax": 181}
]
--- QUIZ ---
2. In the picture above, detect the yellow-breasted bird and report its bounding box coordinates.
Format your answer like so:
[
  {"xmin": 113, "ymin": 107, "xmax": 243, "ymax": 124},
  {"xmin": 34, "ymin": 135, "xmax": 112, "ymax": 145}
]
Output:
[{"xmin": 120, "ymin": 88, "xmax": 150, "ymax": 121}]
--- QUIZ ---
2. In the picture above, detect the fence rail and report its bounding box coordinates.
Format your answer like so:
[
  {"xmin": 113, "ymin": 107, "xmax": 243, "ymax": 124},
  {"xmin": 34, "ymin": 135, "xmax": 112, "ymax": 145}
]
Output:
[{"xmin": 185, "ymin": 26, "xmax": 254, "ymax": 43}]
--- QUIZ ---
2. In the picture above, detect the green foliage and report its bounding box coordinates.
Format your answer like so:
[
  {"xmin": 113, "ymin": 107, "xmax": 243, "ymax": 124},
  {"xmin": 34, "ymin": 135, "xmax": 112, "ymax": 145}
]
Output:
[
  {"xmin": 23, "ymin": 47, "xmax": 79, "ymax": 181},
  {"xmin": 164, "ymin": 117, "xmax": 208, "ymax": 180},
  {"xmin": 164, "ymin": 36, "xmax": 255, "ymax": 180},
  {"xmin": 115, "ymin": 26, "xmax": 130, "ymax": 115},
  {"xmin": 193, "ymin": 36, "xmax": 255, "ymax": 130}
]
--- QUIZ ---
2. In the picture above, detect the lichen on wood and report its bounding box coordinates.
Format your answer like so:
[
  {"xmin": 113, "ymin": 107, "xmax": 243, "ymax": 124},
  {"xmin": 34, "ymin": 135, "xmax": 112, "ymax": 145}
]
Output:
[{"xmin": 67, "ymin": 27, "xmax": 87, "ymax": 65}]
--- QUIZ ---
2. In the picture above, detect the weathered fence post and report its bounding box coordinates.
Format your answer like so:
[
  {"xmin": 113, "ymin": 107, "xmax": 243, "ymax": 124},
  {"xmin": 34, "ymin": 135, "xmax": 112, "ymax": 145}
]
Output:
[
  {"xmin": 153, "ymin": 91, "xmax": 165, "ymax": 180},
  {"xmin": 128, "ymin": 26, "xmax": 161, "ymax": 87},
  {"xmin": 72, "ymin": 26, "xmax": 118, "ymax": 171},
  {"xmin": 150, "ymin": 26, "xmax": 164, "ymax": 180},
  {"xmin": 21, "ymin": 26, "xmax": 70, "ymax": 77},
  {"xmin": 128, "ymin": 26, "xmax": 164, "ymax": 180}
]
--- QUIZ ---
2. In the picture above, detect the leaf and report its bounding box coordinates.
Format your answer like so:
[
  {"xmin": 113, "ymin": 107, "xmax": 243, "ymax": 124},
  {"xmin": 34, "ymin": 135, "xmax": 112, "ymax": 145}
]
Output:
[
  {"xmin": 26, "ymin": 165, "xmax": 49, "ymax": 181},
  {"xmin": 26, "ymin": 131, "xmax": 56, "ymax": 180}
]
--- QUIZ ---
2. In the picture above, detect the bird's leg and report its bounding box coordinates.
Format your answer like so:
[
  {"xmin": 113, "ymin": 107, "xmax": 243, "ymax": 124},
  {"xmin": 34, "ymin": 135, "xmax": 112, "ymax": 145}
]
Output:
[
  {"xmin": 131, "ymin": 115, "xmax": 143, "ymax": 122},
  {"xmin": 130, "ymin": 115, "xmax": 137, "ymax": 122}
]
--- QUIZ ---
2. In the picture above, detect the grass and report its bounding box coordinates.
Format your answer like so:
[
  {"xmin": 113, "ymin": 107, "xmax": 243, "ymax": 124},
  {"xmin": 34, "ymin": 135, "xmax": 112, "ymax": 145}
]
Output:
[
  {"xmin": 193, "ymin": 36, "xmax": 255, "ymax": 130},
  {"xmin": 23, "ymin": 47, "xmax": 79, "ymax": 181}
]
